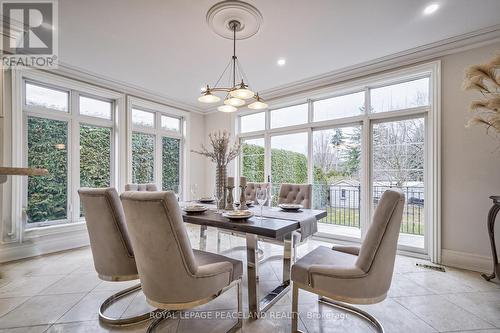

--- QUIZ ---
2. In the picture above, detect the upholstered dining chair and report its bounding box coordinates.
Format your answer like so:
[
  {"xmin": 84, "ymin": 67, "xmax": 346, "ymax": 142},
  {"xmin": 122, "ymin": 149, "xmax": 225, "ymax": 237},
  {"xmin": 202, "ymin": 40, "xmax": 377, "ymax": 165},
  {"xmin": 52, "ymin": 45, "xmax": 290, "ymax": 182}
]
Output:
[
  {"xmin": 78, "ymin": 187, "xmax": 157, "ymax": 326},
  {"xmin": 245, "ymin": 182, "xmax": 271, "ymax": 205},
  {"xmin": 120, "ymin": 191, "xmax": 243, "ymax": 333},
  {"xmin": 125, "ymin": 183, "xmax": 158, "ymax": 191},
  {"xmin": 277, "ymin": 183, "xmax": 312, "ymax": 209},
  {"xmin": 290, "ymin": 190, "xmax": 405, "ymax": 333}
]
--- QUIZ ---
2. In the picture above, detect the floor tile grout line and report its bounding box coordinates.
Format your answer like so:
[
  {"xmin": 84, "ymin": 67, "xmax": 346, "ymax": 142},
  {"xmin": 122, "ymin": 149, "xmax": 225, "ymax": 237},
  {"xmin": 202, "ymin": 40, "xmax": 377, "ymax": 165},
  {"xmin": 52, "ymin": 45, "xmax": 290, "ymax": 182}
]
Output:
[
  {"xmin": 392, "ymin": 296, "xmax": 441, "ymax": 332},
  {"xmin": 393, "ymin": 294, "xmax": 496, "ymax": 332}
]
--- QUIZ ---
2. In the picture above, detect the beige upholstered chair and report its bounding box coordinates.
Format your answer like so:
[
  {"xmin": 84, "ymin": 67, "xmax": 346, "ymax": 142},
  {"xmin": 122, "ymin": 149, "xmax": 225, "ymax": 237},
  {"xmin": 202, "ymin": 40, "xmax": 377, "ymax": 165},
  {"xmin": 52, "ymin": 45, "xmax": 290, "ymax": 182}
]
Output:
[
  {"xmin": 120, "ymin": 191, "xmax": 243, "ymax": 333},
  {"xmin": 244, "ymin": 182, "xmax": 271, "ymax": 205},
  {"xmin": 277, "ymin": 183, "xmax": 312, "ymax": 209},
  {"xmin": 125, "ymin": 183, "xmax": 158, "ymax": 191},
  {"xmin": 78, "ymin": 187, "xmax": 156, "ymax": 326},
  {"xmin": 291, "ymin": 190, "xmax": 405, "ymax": 333}
]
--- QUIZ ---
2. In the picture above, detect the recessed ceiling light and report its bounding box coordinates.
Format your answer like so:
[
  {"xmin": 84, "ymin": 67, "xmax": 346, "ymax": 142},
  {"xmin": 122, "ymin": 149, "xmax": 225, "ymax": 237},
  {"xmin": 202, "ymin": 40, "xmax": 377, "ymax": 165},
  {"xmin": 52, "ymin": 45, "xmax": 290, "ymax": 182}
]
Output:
[
  {"xmin": 277, "ymin": 58, "xmax": 286, "ymax": 66},
  {"xmin": 423, "ymin": 3, "xmax": 439, "ymax": 15}
]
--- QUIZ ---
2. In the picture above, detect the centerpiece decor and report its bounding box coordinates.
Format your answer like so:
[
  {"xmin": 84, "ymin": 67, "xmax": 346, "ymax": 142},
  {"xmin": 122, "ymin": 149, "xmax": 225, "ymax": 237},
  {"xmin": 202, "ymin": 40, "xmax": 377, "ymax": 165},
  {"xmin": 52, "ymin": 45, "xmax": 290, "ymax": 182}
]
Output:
[{"xmin": 192, "ymin": 130, "xmax": 240, "ymax": 210}]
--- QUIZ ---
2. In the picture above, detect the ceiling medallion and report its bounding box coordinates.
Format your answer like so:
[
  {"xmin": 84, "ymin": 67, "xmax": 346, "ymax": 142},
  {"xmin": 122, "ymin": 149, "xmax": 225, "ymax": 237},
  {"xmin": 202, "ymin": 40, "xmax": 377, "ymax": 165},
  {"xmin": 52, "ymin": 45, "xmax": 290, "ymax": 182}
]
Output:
[{"xmin": 199, "ymin": 1, "xmax": 267, "ymax": 112}]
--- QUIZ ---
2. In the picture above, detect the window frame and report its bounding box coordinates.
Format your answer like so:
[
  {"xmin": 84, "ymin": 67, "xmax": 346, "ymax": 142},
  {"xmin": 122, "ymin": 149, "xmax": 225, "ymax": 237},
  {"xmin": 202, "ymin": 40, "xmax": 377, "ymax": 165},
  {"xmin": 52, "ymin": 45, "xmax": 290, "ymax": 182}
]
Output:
[
  {"xmin": 13, "ymin": 69, "xmax": 124, "ymax": 233},
  {"xmin": 236, "ymin": 61, "xmax": 440, "ymax": 260},
  {"xmin": 127, "ymin": 97, "xmax": 187, "ymax": 196}
]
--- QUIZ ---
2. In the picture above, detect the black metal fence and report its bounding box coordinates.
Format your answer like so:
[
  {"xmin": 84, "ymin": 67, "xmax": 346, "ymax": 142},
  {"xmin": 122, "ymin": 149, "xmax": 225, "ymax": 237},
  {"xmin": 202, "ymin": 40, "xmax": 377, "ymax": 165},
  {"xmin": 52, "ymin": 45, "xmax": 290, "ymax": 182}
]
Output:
[{"xmin": 311, "ymin": 184, "xmax": 424, "ymax": 236}]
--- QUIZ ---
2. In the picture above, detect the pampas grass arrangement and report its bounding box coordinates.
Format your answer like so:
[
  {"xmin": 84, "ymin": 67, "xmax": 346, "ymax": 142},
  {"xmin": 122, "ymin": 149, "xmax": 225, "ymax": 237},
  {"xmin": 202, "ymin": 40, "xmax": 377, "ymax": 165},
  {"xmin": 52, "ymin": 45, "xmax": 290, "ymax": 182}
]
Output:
[{"xmin": 463, "ymin": 53, "xmax": 500, "ymax": 137}]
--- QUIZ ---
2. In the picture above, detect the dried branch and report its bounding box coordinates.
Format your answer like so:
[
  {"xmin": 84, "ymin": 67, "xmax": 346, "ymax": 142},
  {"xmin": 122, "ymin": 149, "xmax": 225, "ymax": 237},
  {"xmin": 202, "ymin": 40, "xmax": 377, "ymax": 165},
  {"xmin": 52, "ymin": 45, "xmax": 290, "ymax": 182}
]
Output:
[{"xmin": 191, "ymin": 129, "xmax": 241, "ymax": 166}]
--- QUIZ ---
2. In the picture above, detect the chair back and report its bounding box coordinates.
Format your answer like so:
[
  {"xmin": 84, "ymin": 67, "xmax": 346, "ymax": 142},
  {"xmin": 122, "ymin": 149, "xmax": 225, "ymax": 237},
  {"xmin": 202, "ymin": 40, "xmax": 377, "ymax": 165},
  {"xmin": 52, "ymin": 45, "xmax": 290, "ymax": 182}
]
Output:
[
  {"xmin": 245, "ymin": 182, "xmax": 270, "ymax": 205},
  {"xmin": 78, "ymin": 187, "xmax": 137, "ymax": 280},
  {"xmin": 125, "ymin": 183, "xmax": 158, "ymax": 191},
  {"xmin": 356, "ymin": 190, "xmax": 405, "ymax": 294},
  {"xmin": 277, "ymin": 183, "xmax": 312, "ymax": 209},
  {"xmin": 120, "ymin": 191, "xmax": 201, "ymax": 303}
]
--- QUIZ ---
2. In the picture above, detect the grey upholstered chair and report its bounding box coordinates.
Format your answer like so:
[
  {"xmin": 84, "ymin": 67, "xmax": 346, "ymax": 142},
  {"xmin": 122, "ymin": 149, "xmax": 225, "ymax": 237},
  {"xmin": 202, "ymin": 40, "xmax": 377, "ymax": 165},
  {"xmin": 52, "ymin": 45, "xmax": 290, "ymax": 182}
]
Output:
[
  {"xmin": 120, "ymin": 191, "xmax": 243, "ymax": 333},
  {"xmin": 244, "ymin": 182, "xmax": 271, "ymax": 205},
  {"xmin": 277, "ymin": 183, "xmax": 312, "ymax": 209},
  {"xmin": 125, "ymin": 183, "xmax": 158, "ymax": 191},
  {"xmin": 290, "ymin": 190, "xmax": 405, "ymax": 333},
  {"xmin": 78, "ymin": 187, "xmax": 156, "ymax": 326}
]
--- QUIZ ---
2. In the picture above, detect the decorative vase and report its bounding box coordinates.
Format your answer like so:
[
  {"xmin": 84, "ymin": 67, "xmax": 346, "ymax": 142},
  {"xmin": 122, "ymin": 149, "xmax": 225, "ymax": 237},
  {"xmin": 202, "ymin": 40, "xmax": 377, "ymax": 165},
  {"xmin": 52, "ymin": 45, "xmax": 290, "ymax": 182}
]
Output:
[{"xmin": 215, "ymin": 164, "xmax": 227, "ymax": 210}]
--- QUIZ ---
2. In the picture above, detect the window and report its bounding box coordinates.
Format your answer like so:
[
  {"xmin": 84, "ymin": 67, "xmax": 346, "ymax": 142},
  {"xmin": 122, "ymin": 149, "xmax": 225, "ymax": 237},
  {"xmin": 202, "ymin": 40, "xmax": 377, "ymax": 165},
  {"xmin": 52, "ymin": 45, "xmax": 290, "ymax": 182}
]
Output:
[
  {"xmin": 131, "ymin": 132, "xmax": 155, "ymax": 183},
  {"xmin": 80, "ymin": 124, "xmax": 111, "ymax": 188},
  {"xmin": 162, "ymin": 137, "xmax": 180, "ymax": 190},
  {"xmin": 240, "ymin": 112, "xmax": 265, "ymax": 133},
  {"xmin": 313, "ymin": 126, "xmax": 362, "ymax": 236},
  {"xmin": 370, "ymin": 77, "xmax": 429, "ymax": 113},
  {"xmin": 372, "ymin": 117, "xmax": 425, "ymax": 248},
  {"xmin": 132, "ymin": 108, "xmax": 155, "ymax": 128},
  {"xmin": 237, "ymin": 64, "xmax": 438, "ymax": 256},
  {"xmin": 270, "ymin": 103, "xmax": 308, "ymax": 129},
  {"xmin": 22, "ymin": 76, "xmax": 118, "ymax": 227},
  {"xmin": 161, "ymin": 115, "xmax": 180, "ymax": 132},
  {"xmin": 79, "ymin": 96, "xmax": 112, "ymax": 120},
  {"xmin": 129, "ymin": 98, "xmax": 185, "ymax": 194},
  {"xmin": 271, "ymin": 132, "xmax": 308, "ymax": 184},
  {"xmin": 241, "ymin": 137, "xmax": 265, "ymax": 183},
  {"xmin": 27, "ymin": 117, "xmax": 68, "ymax": 223},
  {"xmin": 25, "ymin": 82, "xmax": 69, "ymax": 112},
  {"xmin": 313, "ymin": 92, "xmax": 365, "ymax": 121}
]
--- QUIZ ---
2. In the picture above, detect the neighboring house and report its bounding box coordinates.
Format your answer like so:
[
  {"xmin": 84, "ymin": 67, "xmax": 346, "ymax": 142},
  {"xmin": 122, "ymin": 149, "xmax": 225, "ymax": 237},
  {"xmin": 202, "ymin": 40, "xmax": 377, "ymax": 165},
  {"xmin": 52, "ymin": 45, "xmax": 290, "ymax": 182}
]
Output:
[
  {"xmin": 329, "ymin": 180, "xmax": 361, "ymax": 209},
  {"xmin": 325, "ymin": 180, "xmax": 424, "ymax": 209}
]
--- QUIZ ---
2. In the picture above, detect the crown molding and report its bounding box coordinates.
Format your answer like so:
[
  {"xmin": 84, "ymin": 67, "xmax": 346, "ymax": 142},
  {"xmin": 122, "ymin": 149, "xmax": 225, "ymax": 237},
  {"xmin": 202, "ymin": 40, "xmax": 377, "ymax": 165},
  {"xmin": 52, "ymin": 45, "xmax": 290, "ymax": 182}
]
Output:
[
  {"xmin": 260, "ymin": 24, "xmax": 500, "ymax": 102},
  {"xmin": 51, "ymin": 62, "xmax": 206, "ymax": 114},
  {"xmin": 48, "ymin": 24, "xmax": 500, "ymax": 116},
  {"xmin": 204, "ymin": 24, "xmax": 500, "ymax": 115}
]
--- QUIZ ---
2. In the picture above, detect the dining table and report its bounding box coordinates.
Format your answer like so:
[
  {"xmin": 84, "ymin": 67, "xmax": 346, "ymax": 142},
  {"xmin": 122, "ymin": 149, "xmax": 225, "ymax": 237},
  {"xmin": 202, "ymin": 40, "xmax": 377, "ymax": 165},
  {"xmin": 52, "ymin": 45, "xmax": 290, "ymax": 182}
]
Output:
[{"xmin": 181, "ymin": 203, "xmax": 327, "ymax": 317}]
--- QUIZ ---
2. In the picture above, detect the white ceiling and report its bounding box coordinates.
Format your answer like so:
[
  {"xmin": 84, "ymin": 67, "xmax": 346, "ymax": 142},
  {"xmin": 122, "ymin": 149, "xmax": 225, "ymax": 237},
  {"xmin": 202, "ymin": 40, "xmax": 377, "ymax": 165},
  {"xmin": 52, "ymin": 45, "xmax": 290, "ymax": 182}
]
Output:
[{"xmin": 58, "ymin": 0, "xmax": 500, "ymax": 112}]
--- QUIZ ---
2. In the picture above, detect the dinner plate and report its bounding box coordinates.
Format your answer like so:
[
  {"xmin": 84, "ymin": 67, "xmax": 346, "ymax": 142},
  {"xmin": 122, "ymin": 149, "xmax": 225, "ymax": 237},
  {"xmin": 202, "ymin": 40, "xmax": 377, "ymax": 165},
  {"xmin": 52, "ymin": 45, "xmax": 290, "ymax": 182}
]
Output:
[
  {"xmin": 223, "ymin": 210, "xmax": 253, "ymax": 221},
  {"xmin": 183, "ymin": 205, "xmax": 208, "ymax": 213},
  {"xmin": 198, "ymin": 197, "xmax": 215, "ymax": 203},
  {"xmin": 278, "ymin": 203, "xmax": 303, "ymax": 211}
]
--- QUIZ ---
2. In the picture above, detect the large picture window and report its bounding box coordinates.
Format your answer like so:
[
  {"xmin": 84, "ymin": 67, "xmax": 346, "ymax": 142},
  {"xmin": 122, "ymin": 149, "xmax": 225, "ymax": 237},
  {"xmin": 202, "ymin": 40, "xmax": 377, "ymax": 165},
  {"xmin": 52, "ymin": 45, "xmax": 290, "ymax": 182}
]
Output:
[
  {"xmin": 23, "ymin": 79, "xmax": 117, "ymax": 227},
  {"xmin": 129, "ymin": 99, "xmax": 184, "ymax": 195},
  {"xmin": 237, "ymin": 64, "xmax": 438, "ymax": 255}
]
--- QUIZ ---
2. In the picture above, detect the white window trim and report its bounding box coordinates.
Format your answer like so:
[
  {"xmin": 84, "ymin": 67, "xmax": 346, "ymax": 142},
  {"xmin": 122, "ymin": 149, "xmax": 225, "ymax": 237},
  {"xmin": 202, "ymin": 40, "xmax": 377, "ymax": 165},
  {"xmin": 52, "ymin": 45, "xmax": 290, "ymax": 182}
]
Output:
[
  {"xmin": 10, "ymin": 68, "xmax": 125, "ymax": 240},
  {"xmin": 126, "ymin": 96, "xmax": 190, "ymax": 199},
  {"xmin": 236, "ymin": 61, "xmax": 441, "ymax": 263}
]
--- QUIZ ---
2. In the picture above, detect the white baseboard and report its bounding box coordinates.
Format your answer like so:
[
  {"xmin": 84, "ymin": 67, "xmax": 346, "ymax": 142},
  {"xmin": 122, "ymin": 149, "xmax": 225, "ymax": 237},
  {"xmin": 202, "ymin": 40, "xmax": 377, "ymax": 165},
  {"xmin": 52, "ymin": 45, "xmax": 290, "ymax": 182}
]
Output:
[
  {"xmin": 0, "ymin": 230, "xmax": 89, "ymax": 263},
  {"xmin": 441, "ymin": 249, "xmax": 494, "ymax": 273}
]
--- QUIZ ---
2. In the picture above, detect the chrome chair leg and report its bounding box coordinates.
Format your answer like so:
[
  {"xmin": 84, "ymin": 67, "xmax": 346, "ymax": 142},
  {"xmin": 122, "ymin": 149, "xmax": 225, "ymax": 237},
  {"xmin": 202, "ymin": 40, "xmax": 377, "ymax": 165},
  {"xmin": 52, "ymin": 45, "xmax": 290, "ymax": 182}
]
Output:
[
  {"xmin": 318, "ymin": 297, "xmax": 385, "ymax": 333},
  {"xmin": 146, "ymin": 280, "xmax": 243, "ymax": 333},
  {"xmin": 99, "ymin": 283, "xmax": 160, "ymax": 326}
]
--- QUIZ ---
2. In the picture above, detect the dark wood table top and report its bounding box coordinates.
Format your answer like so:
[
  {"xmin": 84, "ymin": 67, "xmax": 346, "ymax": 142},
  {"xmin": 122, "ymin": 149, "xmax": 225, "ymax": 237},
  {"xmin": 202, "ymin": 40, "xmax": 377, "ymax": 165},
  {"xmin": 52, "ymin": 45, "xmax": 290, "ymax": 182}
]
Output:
[{"xmin": 182, "ymin": 208, "xmax": 326, "ymax": 239}]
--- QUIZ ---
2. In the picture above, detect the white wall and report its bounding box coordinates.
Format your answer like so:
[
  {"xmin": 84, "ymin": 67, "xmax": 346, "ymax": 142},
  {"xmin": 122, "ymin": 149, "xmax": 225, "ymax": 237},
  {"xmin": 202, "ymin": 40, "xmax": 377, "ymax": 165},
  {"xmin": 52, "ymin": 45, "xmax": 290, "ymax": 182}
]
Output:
[{"xmin": 440, "ymin": 42, "xmax": 500, "ymax": 270}]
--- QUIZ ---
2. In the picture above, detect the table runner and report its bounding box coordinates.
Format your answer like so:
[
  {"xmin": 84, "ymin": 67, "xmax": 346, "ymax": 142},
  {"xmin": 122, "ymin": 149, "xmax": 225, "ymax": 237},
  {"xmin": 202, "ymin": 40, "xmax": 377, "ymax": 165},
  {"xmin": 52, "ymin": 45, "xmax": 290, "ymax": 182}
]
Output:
[{"xmin": 248, "ymin": 206, "xmax": 318, "ymax": 240}]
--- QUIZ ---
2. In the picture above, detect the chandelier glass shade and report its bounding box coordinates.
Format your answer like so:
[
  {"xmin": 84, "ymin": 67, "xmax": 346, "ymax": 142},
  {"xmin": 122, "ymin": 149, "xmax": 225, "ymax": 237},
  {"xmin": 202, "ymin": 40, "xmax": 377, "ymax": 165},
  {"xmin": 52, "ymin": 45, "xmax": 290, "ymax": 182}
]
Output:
[{"xmin": 198, "ymin": 20, "xmax": 268, "ymax": 112}]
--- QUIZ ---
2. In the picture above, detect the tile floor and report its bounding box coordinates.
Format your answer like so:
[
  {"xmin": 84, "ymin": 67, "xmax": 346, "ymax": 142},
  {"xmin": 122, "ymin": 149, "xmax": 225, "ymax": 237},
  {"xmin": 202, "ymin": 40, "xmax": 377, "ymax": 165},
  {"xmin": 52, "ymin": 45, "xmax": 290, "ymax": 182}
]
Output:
[{"xmin": 0, "ymin": 225, "xmax": 499, "ymax": 333}]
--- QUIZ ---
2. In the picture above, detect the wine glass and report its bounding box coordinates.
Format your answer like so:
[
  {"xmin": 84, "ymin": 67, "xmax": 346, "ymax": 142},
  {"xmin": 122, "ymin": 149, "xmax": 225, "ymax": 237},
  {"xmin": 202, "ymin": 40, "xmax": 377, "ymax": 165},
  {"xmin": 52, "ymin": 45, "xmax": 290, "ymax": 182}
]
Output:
[
  {"xmin": 173, "ymin": 184, "xmax": 182, "ymax": 202},
  {"xmin": 190, "ymin": 184, "xmax": 198, "ymax": 202},
  {"xmin": 213, "ymin": 187, "xmax": 221, "ymax": 214},
  {"xmin": 256, "ymin": 188, "xmax": 268, "ymax": 220}
]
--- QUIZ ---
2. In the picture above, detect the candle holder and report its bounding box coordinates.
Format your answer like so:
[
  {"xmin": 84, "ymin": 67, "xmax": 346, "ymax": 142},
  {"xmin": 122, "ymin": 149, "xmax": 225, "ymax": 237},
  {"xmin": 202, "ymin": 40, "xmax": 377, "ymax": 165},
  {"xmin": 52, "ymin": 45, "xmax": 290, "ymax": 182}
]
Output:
[
  {"xmin": 225, "ymin": 186, "xmax": 234, "ymax": 210},
  {"xmin": 239, "ymin": 184, "xmax": 248, "ymax": 210}
]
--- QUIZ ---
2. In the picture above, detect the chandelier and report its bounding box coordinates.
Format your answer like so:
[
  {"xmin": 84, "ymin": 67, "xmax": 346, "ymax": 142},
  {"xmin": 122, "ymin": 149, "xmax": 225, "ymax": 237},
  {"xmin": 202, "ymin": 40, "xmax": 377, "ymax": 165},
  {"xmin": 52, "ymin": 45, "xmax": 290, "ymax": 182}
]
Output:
[{"xmin": 198, "ymin": 19, "xmax": 268, "ymax": 112}]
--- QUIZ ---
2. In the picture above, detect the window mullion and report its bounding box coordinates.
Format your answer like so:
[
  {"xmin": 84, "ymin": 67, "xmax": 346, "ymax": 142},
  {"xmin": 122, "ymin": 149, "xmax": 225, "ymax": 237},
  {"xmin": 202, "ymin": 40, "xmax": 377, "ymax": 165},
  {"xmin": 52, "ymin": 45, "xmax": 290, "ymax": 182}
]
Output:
[{"xmin": 70, "ymin": 90, "xmax": 80, "ymax": 221}]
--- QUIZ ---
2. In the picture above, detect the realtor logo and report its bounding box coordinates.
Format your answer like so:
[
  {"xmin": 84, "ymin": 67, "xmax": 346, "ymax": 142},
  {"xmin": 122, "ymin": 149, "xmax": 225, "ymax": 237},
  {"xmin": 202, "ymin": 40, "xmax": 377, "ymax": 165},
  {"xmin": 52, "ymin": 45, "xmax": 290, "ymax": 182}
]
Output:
[{"xmin": 1, "ymin": 0, "xmax": 58, "ymax": 67}]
